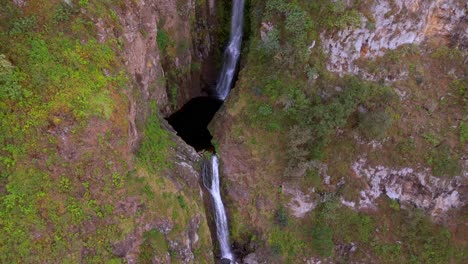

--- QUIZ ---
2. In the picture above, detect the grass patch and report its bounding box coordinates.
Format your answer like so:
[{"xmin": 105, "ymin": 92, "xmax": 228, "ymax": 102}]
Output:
[
  {"xmin": 137, "ymin": 103, "xmax": 175, "ymax": 173},
  {"xmin": 427, "ymin": 144, "xmax": 461, "ymax": 177}
]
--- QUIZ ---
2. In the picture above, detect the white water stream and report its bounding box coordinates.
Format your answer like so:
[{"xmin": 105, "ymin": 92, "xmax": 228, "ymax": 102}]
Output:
[
  {"xmin": 203, "ymin": 0, "xmax": 245, "ymax": 262},
  {"xmin": 214, "ymin": 0, "xmax": 245, "ymax": 100},
  {"xmin": 203, "ymin": 155, "xmax": 234, "ymax": 261}
]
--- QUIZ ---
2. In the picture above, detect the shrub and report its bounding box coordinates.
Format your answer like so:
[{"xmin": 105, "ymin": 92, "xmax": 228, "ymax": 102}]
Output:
[
  {"xmin": 358, "ymin": 110, "xmax": 393, "ymax": 140},
  {"xmin": 459, "ymin": 121, "xmax": 467, "ymax": 145},
  {"xmin": 177, "ymin": 194, "xmax": 187, "ymax": 209},
  {"xmin": 274, "ymin": 207, "xmax": 289, "ymax": 227},
  {"xmin": 78, "ymin": 0, "xmax": 89, "ymax": 8},
  {"xmin": 427, "ymin": 144, "xmax": 460, "ymax": 177},
  {"xmin": 311, "ymin": 225, "xmax": 334, "ymax": 257},
  {"xmin": 400, "ymin": 209, "xmax": 455, "ymax": 263},
  {"xmin": 258, "ymin": 28, "xmax": 280, "ymax": 56},
  {"xmin": 0, "ymin": 54, "xmax": 23, "ymax": 101},
  {"xmin": 268, "ymin": 228, "xmax": 305, "ymax": 259},
  {"xmin": 139, "ymin": 229, "xmax": 168, "ymax": 262},
  {"xmin": 9, "ymin": 16, "xmax": 37, "ymax": 35},
  {"xmin": 54, "ymin": 3, "xmax": 72, "ymax": 23},
  {"xmin": 422, "ymin": 133, "xmax": 441, "ymax": 147},
  {"xmin": 258, "ymin": 104, "xmax": 273, "ymax": 116},
  {"xmin": 157, "ymin": 29, "xmax": 172, "ymax": 51}
]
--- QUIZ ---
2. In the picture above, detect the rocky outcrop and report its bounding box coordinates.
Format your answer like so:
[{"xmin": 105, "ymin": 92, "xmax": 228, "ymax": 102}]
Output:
[
  {"xmin": 282, "ymin": 184, "xmax": 317, "ymax": 218},
  {"xmin": 350, "ymin": 158, "xmax": 467, "ymax": 220},
  {"xmin": 322, "ymin": 0, "xmax": 467, "ymax": 75}
]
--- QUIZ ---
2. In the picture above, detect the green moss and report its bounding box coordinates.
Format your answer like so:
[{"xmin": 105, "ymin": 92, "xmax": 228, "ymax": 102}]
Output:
[
  {"xmin": 311, "ymin": 225, "xmax": 334, "ymax": 257},
  {"xmin": 427, "ymin": 144, "xmax": 461, "ymax": 177},
  {"xmin": 139, "ymin": 229, "xmax": 168, "ymax": 262},
  {"xmin": 157, "ymin": 29, "xmax": 173, "ymax": 51},
  {"xmin": 137, "ymin": 103, "xmax": 175, "ymax": 173},
  {"xmin": 459, "ymin": 121, "xmax": 468, "ymax": 145},
  {"xmin": 268, "ymin": 227, "xmax": 305, "ymax": 260}
]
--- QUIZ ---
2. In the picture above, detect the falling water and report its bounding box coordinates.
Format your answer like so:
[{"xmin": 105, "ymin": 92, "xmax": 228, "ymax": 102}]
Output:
[
  {"xmin": 202, "ymin": 155, "xmax": 234, "ymax": 261},
  {"xmin": 214, "ymin": 0, "xmax": 245, "ymax": 100},
  {"xmin": 201, "ymin": 0, "xmax": 245, "ymax": 261}
]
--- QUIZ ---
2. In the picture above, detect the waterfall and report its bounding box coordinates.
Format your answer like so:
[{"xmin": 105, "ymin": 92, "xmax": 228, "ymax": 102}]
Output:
[
  {"xmin": 202, "ymin": 1, "xmax": 245, "ymax": 261},
  {"xmin": 214, "ymin": 0, "xmax": 245, "ymax": 100},
  {"xmin": 202, "ymin": 155, "xmax": 234, "ymax": 261}
]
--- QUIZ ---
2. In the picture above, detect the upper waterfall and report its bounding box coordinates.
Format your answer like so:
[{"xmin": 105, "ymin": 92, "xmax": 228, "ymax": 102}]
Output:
[{"xmin": 214, "ymin": 0, "xmax": 245, "ymax": 100}]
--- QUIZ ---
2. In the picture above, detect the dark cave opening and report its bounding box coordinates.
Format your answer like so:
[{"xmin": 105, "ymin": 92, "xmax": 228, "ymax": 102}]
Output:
[{"xmin": 167, "ymin": 96, "xmax": 223, "ymax": 151}]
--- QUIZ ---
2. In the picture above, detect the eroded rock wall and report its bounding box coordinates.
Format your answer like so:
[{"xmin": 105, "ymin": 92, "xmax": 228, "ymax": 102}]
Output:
[{"xmin": 322, "ymin": 0, "xmax": 467, "ymax": 76}]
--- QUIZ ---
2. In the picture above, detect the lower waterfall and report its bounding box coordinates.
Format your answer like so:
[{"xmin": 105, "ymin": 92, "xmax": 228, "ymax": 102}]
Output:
[{"xmin": 202, "ymin": 155, "xmax": 234, "ymax": 261}]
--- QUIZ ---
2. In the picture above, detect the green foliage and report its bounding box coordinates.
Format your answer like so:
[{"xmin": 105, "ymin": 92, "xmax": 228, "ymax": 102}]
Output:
[
  {"xmin": 334, "ymin": 209, "xmax": 374, "ymax": 243},
  {"xmin": 358, "ymin": 110, "xmax": 393, "ymax": 140},
  {"xmin": 263, "ymin": 0, "xmax": 314, "ymax": 64},
  {"xmin": 0, "ymin": 54, "xmax": 23, "ymax": 101},
  {"xmin": 268, "ymin": 228, "xmax": 305, "ymax": 260},
  {"xmin": 459, "ymin": 121, "xmax": 468, "ymax": 145},
  {"xmin": 450, "ymin": 78, "xmax": 466, "ymax": 98},
  {"xmin": 177, "ymin": 194, "xmax": 187, "ymax": 209},
  {"xmin": 67, "ymin": 200, "xmax": 85, "ymax": 223},
  {"xmin": 388, "ymin": 199, "xmax": 400, "ymax": 211},
  {"xmin": 310, "ymin": 198, "xmax": 375, "ymax": 257},
  {"xmin": 305, "ymin": 65, "xmax": 319, "ymax": 82},
  {"xmin": 257, "ymin": 28, "xmax": 280, "ymax": 57},
  {"xmin": 112, "ymin": 172, "xmax": 125, "ymax": 188},
  {"xmin": 427, "ymin": 144, "xmax": 460, "ymax": 177},
  {"xmin": 422, "ymin": 133, "xmax": 441, "ymax": 147},
  {"xmin": 305, "ymin": 168, "xmax": 322, "ymax": 188},
  {"xmin": 258, "ymin": 104, "xmax": 273, "ymax": 116},
  {"xmin": 9, "ymin": 16, "xmax": 37, "ymax": 35},
  {"xmin": 137, "ymin": 103, "xmax": 174, "ymax": 173},
  {"xmin": 311, "ymin": 225, "xmax": 334, "ymax": 257},
  {"xmin": 374, "ymin": 243, "xmax": 403, "ymax": 263},
  {"xmin": 274, "ymin": 206, "xmax": 289, "ymax": 228},
  {"xmin": 307, "ymin": 0, "xmax": 362, "ymax": 30},
  {"xmin": 54, "ymin": 3, "xmax": 72, "ymax": 23},
  {"xmin": 0, "ymin": 2, "xmax": 133, "ymax": 262},
  {"xmin": 286, "ymin": 77, "xmax": 392, "ymax": 160},
  {"xmin": 139, "ymin": 229, "xmax": 168, "ymax": 262},
  {"xmin": 79, "ymin": 0, "xmax": 89, "ymax": 8},
  {"xmin": 284, "ymin": 4, "xmax": 312, "ymax": 39},
  {"xmin": 157, "ymin": 29, "xmax": 173, "ymax": 51},
  {"xmin": 398, "ymin": 209, "xmax": 456, "ymax": 263},
  {"xmin": 59, "ymin": 176, "xmax": 71, "ymax": 192},
  {"xmin": 169, "ymin": 82, "xmax": 178, "ymax": 108}
]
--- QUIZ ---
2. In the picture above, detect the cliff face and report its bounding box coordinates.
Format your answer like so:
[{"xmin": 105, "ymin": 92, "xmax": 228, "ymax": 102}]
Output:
[
  {"xmin": 0, "ymin": 0, "xmax": 225, "ymax": 263},
  {"xmin": 322, "ymin": 0, "xmax": 467, "ymax": 75},
  {"xmin": 116, "ymin": 0, "xmax": 220, "ymax": 150},
  {"xmin": 211, "ymin": 0, "xmax": 467, "ymax": 262},
  {"xmin": 88, "ymin": 0, "xmax": 226, "ymax": 262}
]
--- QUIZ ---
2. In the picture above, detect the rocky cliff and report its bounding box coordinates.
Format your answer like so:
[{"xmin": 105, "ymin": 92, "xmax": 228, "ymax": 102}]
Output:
[
  {"xmin": 0, "ymin": 0, "xmax": 228, "ymax": 262},
  {"xmin": 211, "ymin": 0, "xmax": 467, "ymax": 262}
]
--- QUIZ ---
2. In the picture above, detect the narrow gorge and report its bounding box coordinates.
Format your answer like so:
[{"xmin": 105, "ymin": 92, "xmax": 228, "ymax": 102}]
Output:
[{"xmin": 169, "ymin": 0, "xmax": 245, "ymax": 262}]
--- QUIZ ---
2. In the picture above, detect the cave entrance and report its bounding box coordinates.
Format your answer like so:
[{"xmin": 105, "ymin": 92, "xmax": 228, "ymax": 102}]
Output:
[{"xmin": 167, "ymin": 96, "xmax": 223, "ymax": 151}]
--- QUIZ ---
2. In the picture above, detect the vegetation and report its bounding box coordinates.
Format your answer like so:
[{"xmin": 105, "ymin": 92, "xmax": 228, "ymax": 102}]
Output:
[
  {"xmin": 0, "ymin": 1, "xmax": 212, "ymax": 262},
  {"xmin": 219, "ymin": 0, "xmax": 467, "ymax": 263},
  {"xmin": 137, "ymin": 103, "xmax": 174, "ymax": 173},
  {"xmin": 1, "ymin": 0, "xmax": 466, "ymax": 263}
]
